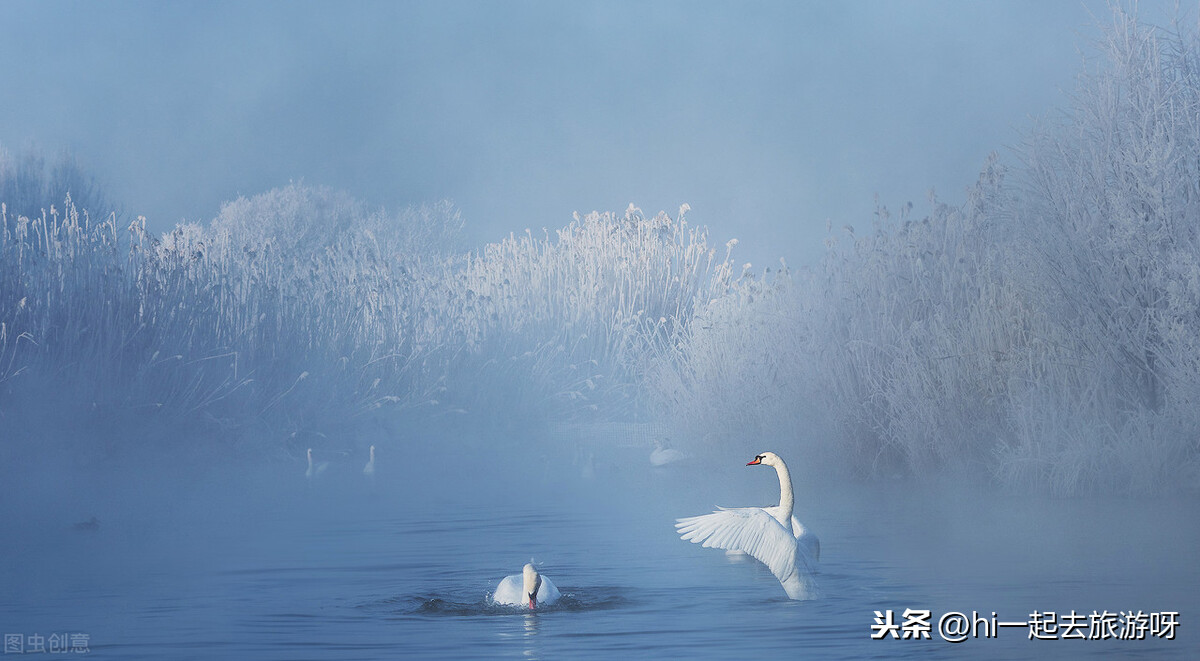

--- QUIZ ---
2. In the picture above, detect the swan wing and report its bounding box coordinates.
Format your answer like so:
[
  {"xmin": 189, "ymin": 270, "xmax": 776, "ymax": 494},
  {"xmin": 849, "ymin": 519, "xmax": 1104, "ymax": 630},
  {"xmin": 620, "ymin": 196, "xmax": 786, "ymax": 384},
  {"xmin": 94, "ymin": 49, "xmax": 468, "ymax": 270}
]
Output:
[
  {"xmin": 491, "ymin": 574, "xmax": 524, "ymax": 606},
  {"xmin": 676, "ymin": 507, "xmax": 813, "ymax": 591},
  {"xmin": 537, "ymin": 574, "xmax": 561, "ymax": 605},
  {"xmin": 790, "ymin": 516, "xmax": 821, "ymax": 563}
]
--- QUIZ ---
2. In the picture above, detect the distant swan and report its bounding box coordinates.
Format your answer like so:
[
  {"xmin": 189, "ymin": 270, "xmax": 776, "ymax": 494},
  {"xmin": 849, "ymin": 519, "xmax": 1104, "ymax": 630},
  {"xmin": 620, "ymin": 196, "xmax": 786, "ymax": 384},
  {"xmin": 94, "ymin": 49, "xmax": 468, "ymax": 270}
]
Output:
[
  {"xmin": 363, "ymin": 445, "xmax": 376, "ymax": 477},
  {"xmin": 676, "ymin": 451, "xmax": 820, "ymax": 600},
  {"xmin": 650, "ymin": 437, "xmax": 685, "ymax": 467},
  {"xmin": 362, "ymin": 445, "xmax": 376, "ymax": 492},
  {"xmin": 306, "ymin": 448, "xmax": 329, "ymax": 482},
  {"xmin": 492, "ymin": 563, "xmax": 561, "ymax": 609}
]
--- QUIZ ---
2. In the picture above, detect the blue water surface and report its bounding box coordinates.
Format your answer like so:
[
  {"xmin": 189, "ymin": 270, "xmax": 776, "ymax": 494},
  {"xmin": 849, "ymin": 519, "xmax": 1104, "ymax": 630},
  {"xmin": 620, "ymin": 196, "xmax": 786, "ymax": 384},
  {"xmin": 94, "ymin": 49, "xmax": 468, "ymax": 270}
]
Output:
[{"xmin": 2, "ymin": 435, "xmax": 1196, "ymax": 660}]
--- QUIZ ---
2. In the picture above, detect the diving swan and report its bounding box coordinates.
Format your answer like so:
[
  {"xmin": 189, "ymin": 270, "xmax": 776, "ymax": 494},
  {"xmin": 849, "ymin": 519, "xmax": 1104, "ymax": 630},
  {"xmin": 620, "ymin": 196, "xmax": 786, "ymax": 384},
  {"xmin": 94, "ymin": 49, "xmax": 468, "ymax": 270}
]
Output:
[
  {"xmin": 676, "ymin": 451, "xmax": 820, "ymax": 600},
  {"xmin": 491, "ymin": 563, "xmax": 561, "ymax": 609}
]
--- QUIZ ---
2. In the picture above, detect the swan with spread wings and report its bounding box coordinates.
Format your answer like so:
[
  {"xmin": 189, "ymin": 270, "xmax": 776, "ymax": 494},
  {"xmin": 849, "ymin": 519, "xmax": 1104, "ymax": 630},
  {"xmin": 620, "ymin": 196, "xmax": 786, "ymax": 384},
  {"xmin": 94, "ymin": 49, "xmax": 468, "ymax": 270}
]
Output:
[{"xmin": 676, "ymin": 451, "xmax": 820, "ymax": 600}]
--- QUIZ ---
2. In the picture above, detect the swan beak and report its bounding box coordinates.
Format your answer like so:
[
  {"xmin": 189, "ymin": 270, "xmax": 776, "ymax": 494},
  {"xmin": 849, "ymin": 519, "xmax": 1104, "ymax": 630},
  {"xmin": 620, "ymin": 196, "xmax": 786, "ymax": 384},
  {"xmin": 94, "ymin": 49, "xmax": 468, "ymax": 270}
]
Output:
[
  {"xmin": 528, "ymin": 593, "xmax": 537, "ymax": 610},
  {"xmin": 746, "ymin": 457, "xmax": 762, "ymax": 465}
]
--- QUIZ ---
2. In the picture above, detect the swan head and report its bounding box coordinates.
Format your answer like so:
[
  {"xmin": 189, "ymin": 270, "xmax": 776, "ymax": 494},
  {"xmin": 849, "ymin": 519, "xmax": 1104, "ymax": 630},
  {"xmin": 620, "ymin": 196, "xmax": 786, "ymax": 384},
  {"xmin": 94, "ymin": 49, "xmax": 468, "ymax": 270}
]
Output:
[
  {"xmin": 307, "ymin": 448, "xmax": 313, "ymax": 463},
  {"xmin": 747, "ymin": 451, "xmax": 783, "ymax": 467},
  {"xmin": 369, "ymin": 445, "xmax": 375, "ymax": 459},
  {"xmin": 522, "ymin": 563, "xmax": 542, "ymax": 610}
]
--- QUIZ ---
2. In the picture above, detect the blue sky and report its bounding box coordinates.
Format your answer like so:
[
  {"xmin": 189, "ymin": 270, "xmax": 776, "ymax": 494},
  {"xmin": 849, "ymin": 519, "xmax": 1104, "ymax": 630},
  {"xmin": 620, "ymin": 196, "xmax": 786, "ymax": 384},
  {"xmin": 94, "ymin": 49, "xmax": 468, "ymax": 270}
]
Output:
[{"xmin": 0, "ymin": 0, "xmax": 1174, "ymax": 267}]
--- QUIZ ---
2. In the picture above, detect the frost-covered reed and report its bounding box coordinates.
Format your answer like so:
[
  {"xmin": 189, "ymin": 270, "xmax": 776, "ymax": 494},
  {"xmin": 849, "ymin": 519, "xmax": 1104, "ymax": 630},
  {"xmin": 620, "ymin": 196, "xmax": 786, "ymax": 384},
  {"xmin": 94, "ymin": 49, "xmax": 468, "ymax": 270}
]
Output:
[
  {"xmin": 2, "ymin": 7, "xmax": 1196, "ymax": 493},
  {"xmin": 0, "ymin": 183, "xmax": 465, "ymax": 452},
  {"xmin": 0, "ymin": 181, "xmax": 728, "ymax": 452},
  {"xmin": 450, "ymin": 204, "xmax": 734, "ymax": 420},
  {"xmin": 650, "ymin": 6, "xmax": 1200, "ymax": 493}
]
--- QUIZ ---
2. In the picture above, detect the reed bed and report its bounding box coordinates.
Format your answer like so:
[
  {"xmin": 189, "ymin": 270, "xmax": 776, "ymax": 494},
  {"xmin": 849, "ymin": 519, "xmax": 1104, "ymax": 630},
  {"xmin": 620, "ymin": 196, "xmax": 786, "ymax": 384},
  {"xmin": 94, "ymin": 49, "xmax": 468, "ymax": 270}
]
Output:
[
  {"xmin": 0, "ymin": 185, "xmax": 729, "ymax": 454},
  {"xmin": 649, "ymin": 7, "xmax": 1200, "ymax": 493},
  {"xmin": 3, "ymin": 7, "xmax": 1197, "ymax": 492}
]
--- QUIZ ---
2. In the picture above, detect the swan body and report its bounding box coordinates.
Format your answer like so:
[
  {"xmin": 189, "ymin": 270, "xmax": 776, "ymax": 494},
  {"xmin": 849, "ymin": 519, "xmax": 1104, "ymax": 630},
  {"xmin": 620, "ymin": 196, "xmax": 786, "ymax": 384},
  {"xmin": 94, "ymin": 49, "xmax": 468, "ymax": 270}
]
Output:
[
  {"xmin": 305, "ymin": 448, "xmax": 329, "ymax": 481},
  {"xmin": 363, "ymin": 445, "xmax": 376, "ymax": 477},
  {"xmin": 492, "ymin": 563, "xmax": 560, "ymax": 609},
  {"xmin": 650, "ymin": 438, "xmax": 685, "ymax": 467},
  {"xmin": 676, "ymin": 451, "xmax": 820, "ymax": 600}
]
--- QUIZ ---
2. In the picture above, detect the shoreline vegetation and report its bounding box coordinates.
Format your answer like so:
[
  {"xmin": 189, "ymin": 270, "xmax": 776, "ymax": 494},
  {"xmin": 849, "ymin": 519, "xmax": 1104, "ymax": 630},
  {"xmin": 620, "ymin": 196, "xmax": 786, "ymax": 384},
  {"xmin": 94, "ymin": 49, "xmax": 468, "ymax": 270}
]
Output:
[{"xmin": 2, "ymin": 7, "xmax": 1198, "ymax": 494}]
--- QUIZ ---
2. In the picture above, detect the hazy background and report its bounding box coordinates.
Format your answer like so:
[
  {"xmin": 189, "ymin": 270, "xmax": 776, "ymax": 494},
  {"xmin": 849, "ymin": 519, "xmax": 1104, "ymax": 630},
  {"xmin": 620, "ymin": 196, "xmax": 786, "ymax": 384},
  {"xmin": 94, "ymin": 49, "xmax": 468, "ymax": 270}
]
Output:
[
  {"xmin": 0, "ymin": 0, "xmax": 1160, "ymax": 268},
  {"xmin": 3, "ymin": 4, "xmax": 1199, "ymax": 658}
]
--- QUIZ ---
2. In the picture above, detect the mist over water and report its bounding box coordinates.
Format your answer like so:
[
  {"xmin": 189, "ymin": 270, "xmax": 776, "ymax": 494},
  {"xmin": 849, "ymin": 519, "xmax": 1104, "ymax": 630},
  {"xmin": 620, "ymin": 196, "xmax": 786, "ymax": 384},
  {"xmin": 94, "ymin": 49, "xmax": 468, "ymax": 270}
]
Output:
[
  {"xmin": 0, "ymin": 0, "xmax": 1144, "ymax": 269},
  {"xmin": 3, "ymin": 426, "xmax": 1197, "ymax": 659},
  {"xmin": 2, "ymin": 2, "xmax": 1200, "ymax": 659}
]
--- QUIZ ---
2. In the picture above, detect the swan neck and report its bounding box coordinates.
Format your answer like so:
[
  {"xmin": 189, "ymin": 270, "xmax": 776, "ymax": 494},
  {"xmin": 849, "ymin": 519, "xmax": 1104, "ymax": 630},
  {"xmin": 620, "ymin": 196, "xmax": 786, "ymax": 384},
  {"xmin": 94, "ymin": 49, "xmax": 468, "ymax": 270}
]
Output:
[
  {"xmin": 522, "ymin": 564, "xmax": 540, "ymax": 608},
  {"xmin": 773, "ymin": 460, "xmax": 794, "ymax": 518}
]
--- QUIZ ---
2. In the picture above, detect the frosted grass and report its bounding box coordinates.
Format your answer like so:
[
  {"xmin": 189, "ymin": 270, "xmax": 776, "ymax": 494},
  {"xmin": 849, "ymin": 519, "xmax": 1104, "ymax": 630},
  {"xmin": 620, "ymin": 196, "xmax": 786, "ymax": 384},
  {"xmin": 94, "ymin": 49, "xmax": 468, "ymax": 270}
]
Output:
[
  {"xmin": 2, "ymin": 6, "xmax": 1199, "ymax": 493},
  {"xmin": 0, "ymin": 186, "xmax": 729, "ymax": 462},
  {"xmin": 648, "ymin": 6, "xmax": 1200, "ymax": 493}
]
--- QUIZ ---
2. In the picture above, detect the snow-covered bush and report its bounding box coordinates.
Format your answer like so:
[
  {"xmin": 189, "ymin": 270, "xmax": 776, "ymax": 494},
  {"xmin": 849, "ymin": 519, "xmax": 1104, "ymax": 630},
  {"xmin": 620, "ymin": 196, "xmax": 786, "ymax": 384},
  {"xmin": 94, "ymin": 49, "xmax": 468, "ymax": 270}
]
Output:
[
  {"xmin": 646, "ymin": 263, "xmax": 819, "ymax": 456},
  {"xmin": 650, "ymin": 166, "xmax": 1025, "ymax": 473},
  {"xmin": 996, "ymin": 6, "xmax": 1200, "ymax": 491},
  {"xmin": 445, "ymin": 204, "xmax": 734, "ymax": 421},
  {"xmin": 649, "ymin": 6, "xmax": 1200, "ymax": 492}
]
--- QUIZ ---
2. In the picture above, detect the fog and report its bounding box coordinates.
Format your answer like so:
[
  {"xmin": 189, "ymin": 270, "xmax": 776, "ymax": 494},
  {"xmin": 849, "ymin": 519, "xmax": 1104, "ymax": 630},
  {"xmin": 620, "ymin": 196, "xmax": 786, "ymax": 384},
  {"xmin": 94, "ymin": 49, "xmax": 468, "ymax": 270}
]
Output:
[
  {"xmin": 2, "ymin": 2, "xmax": 1198, "ymax": 659},
  {"xmin": 0, "ymin": 0, "xmax": 1142, "ymax": 267}
]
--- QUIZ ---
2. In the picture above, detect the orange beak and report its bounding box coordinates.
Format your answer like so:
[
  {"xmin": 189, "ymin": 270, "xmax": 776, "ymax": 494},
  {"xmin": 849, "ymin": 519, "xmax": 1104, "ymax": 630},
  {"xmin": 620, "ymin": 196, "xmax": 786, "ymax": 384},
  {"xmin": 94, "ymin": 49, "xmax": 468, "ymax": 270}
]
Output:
[{"xmin": 747, "ymin": 457, "xmax": 761, "ymax": 465}]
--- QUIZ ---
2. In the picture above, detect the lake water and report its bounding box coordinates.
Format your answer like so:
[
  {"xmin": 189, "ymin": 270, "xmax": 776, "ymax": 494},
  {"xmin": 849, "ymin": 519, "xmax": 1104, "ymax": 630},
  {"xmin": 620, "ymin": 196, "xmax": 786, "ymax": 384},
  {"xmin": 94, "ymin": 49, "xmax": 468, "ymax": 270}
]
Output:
[{"xmin": 2, "ymin": 434, "xmax": 1197, "ymax": 659}]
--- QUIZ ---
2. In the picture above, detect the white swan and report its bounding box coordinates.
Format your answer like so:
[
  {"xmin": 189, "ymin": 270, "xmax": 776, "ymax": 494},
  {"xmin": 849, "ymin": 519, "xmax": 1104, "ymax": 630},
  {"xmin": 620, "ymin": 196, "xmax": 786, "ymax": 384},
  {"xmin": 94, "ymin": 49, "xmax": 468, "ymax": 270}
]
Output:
[
  {"xmin": 492, "ymin": 563, "xmax": 561, "ymax": 609},
  {"xmin": 363, "ymin": 445, "xmax": 376, "ymax": 477},
  {"xmin": 676, "ymin": 451, "xmax": 820, "ymax": 600},
  {"xmin": 362, "ymin": 445, "xmax": 377, "ymax": 492},
  {"xmin": 650, "ymin": 437, "xmax": 685, "ymax": 467},
  {"xmin": 305, "ymin": 448, "xmax": 329, "ymax": 482}
]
